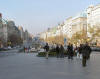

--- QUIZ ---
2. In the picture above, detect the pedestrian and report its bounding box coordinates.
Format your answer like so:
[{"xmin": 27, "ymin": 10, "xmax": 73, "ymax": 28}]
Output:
[
  {"xmin": 74, "ymin": 46, "xmax": 78, "ymax": 56},
  {"xmin": 86, "ymin": 43, "xmax": 92, "ymax": 60},
  {"xmin": 67, "ymin": 43, "xmax": 71, "ymax": 59},
  {"xmin": 56, "ymin": 44, "xmax": 60, "ymax": 58},
  {"xmin": 28, "ymin": 46, "xmax": 30, "ymax": 53},
  {"xmin": 81, "ymin": 43, "xmax": 91, "ymax": 67},
  {"xmin": 25, "ymin": 47, "xmax": 27, "ymax": 53},
  {"xmin": 78, "ymin": 44, "xmax": 83, "ymax": 59},
  {"xmin": 24, "ymin": 46, "xmax": 25, "ymax": 53},
  {"xmin": 67, "ymin": 43, "xmax": 74, "ymax": 59},
  {"xmin": 70, "ymin": 44, "xmax": 74, "ymax": 59},
  {"xmin": 44, "ymin": 43, "xmax": 49, "ymax": 59},
  {"xmin": 60, "ymin": 45, "xmax": 64, "ymax": 58}
]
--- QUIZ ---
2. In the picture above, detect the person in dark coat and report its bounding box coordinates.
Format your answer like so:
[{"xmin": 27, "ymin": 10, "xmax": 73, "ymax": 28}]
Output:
[
  {"xmin": 81, "ymin": 43, "xmax": 91, "ymax": 67},
  {"xmin": 86, "ymin": 43, "xmax": 92, "ymax": 60},
  {"xmin": 24, "ymin": 46, "xmax": 25, "ymax": 53},
  {"xmin": 44, "ymin": 43, "xmax": 49, "ymax": 59},
  {"xmin": 67, "ymin": 43, "xmax": 71, "ymax": 59},
  {"xmin": 60, "ymin": 45, "xmax": 64, "ymax": 58},
  {"xmin": 81, "ymin": 44, "xmax": 87, "ymax": 67},
  {"xmin": 78, "ymin": 44, "xmax": 82, "ymax": 54},
  {"xmin": 56, "ymin": 44, "xmax": 60, "ymax": 58},
  {"xmin": 78, "ymin": 44, "xmax": 83, "ymax": 59},
  {"xmin": 67, "ymin": 43, "xmax": 73, "ymax": 59},
  {"xmin": 70, "ymin": 44, "xmax": 74, "ymax": 59}
]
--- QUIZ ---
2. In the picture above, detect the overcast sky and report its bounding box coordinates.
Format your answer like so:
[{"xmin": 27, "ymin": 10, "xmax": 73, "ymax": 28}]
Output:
[{"xmin": 0, "ymin": 0, "xmax": 100, "ymax": 35}]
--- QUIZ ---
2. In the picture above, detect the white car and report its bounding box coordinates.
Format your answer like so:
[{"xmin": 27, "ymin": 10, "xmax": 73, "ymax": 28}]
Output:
[
  {"xmin": 30, "ymin": 48, "xmax": 37, "ymax": 52},
  {"xmin": 8, "ymin": 46, "xmax": 12, "ymax": 50},
  {"xmin": 38, "ymin": 48, "xmax": 45, "ymax": 52}
]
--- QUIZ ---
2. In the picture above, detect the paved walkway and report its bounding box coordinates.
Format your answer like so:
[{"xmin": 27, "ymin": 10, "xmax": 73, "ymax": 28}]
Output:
[{"xmin": 0, "ymin": 51, "xmax": 100, "ymax": 79}]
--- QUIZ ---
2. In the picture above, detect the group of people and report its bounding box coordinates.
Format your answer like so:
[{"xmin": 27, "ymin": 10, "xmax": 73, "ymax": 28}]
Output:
[
  {"xmin": 24, "ymin": 46, "xmax": 30, "ymax": 53},
  {"xmin": 44, "ymin": 42, "xmax": 92, "ymax": 67},
  {"xmin": 56, "ymin": 45, "xmax": 65, "ymax": 58}
]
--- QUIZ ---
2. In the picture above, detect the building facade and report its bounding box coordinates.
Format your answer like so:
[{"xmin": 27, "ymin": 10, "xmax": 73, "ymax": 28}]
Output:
[
  {"xmin": 62, "ymin": 17, "xmax": 73, "ymax": 38},
  {"xmin": 87, "ymin": 4, "xmax": 100, "ymax": 45},
  {"xmin": 87, "ymin": 4, "xmax": 100, "ymax": 28},
  {"xmin": 71, "ymin": 13, "xmax": 87, "ymax": 35},
  {"xmin": 18, "ymin": 26, "xmax": 24, "ymax": 40},
  {"xmin": 0, "ymin": 13, "xmax": 8, "ymax": 47}
]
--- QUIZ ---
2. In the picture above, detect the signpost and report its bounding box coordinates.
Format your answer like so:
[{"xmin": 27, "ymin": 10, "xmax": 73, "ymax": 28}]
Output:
[
  {"xmin": 64, "ymin": 38, "xmax": 67, "ymax": 50},
  {"xmin": 64, "ymin": 38, "xmax": 67, "ymax": 45}
]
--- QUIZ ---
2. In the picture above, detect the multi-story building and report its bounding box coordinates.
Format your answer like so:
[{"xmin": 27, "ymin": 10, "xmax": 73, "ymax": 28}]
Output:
[
  {"xmin": 18, "ymin": 26, "xmax": 24, "ymax": 40},
  {"xmin": 62, "ymin": 12, "xmax": 87, "ymax": 38},
  {"xmin": 40, "ymin": 4, "xmax": 100, "ymax": 45},
  {"xmin": 0, "ymin": 13, "xmax": 3, "ymax": 40},
  {"xmin": 0, "ymin": 13, "xmax": 33, "ymax": 47},
  {"xmin": 24, "ymin": 30, "xmax": 31, "ymax": 41},
  {"xmin": 87, "ymin": 4, "xmax": 100, "ymax": 28},
  {"xmin": 56, "ymin": 25, "xmax": 62, "ymax": 36},
  {"xmin": 40, "ymin": 32, "xmax": 47, "ymax": 40},
  {"xmin": 7, "ymin": 21, "xmax": 20, "ymax": 38},
  {"xmin": 62, "ymin": 17, "xmax": 73, "ymax": 38},
  {"xmin": 87, "ymin": 4, "xmax": 100, "ymax": 45},
  {"xmin": 23, "ymin": 30, "xmax": 33, "ymax": 47},
  {"xmin": 2, "ymin": 23, "xmax": 7, "ymax": 44},
  {"xmin": 0, "ymin": 13, "xmax": 4, "ymax": 47},
  {"xmin": 71, "ymin": 12, "xmax": 87, "ymax": 35},
  {"xmin": 0, "ymin": 13, "xmax": 8, "ymax": 47}
]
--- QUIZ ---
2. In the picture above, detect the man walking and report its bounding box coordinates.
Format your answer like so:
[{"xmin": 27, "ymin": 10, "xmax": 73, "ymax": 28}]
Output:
[
  {"xmin": 60, "ymin": 45, "xmax": 64, "ymax": 58},
  {"xmin": 81, "ymin": 43, "xmax": 91, "ymax": 67},
  {"xmin": 78, "ymin": 44, "xmax": 83, "ymax": 59},
  {"xmin": 44, "ymin": 43, "xmax": 49, "ymax": 59},
  {"xmin": 56, "ymin": 44, "xmax": 60, "ymax": 58},
  {"xmin": 67, "ymin": 43, "xmax": 73, "ymax": 59},
  {"xmin": 86, "ymin": 43, "xmax": 92, "ymax": 60}
]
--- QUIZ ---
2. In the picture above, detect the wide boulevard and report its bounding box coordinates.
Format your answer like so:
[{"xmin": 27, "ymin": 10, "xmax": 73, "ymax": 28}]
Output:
[{"xmin": 0, "ymin": 49, "xmax": 100, "ymax": 79}]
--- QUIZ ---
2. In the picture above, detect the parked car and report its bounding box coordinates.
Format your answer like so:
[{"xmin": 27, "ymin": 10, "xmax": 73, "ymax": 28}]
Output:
[
  {"xmin": 38, "ymin": 48, "xmax": 45, "ymax": 53},
  {"xmin": 7, "ymin": 46, "xmax": 12, "ymax": 50}
]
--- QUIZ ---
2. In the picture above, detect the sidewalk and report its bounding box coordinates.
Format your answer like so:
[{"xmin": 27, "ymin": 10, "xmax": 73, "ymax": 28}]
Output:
[{"xmin": 0, "ymin": 52, "xmax": 100, "ymax": 79}]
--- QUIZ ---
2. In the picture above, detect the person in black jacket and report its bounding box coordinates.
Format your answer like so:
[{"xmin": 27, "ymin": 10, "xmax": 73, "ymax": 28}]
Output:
[
  {"xmin": 81, "ymin": 43, "xmax": 91, "ymax": 67},
  {"xmin": 44, "ymin": 43, "xmax": 49, "ymax": 59},
  {"xmin": 86, "ymin": 43, "xmax": 92, "ymax": 60},
  {"xmin": 67, "ymin": 43, "xmax": 71, "ymax": 59},
  {"xmin": 56, "ymin": 44, "xmax": 60, "ymax": 58},
  {"xmin": 81, "ymin": 44, "xmax": 87, "ymax": 67},
  {"xmin": 67, "ymin": 43, "xmax": 73, "ymax": 59},
  {"xmin": 70, "ymin": 44, "xmax": 74, "ymax": 59},
  {"xmin": 78, "ymin": 44, "xmax": 83, "ymax": 59},
  {"xmin": 60, "ymin": 45, "xmax": 64, "ymax": 58}
]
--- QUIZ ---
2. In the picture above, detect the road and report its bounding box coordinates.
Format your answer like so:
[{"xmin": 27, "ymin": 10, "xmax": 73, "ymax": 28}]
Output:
[{"xmin": 0, "ymin": 50, "xmax": 100, "ymax": 79}]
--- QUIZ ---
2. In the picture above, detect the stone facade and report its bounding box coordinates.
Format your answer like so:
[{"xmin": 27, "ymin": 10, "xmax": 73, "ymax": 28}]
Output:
[
  {"xmin": 40, "ymin": 12, "xmax": 87, "ymax": 39},
  {"xmin": 18, "ymin": 26, "xmax": 24, "ymax": 40},
  {"xmin": 0, "ymin": 13, "xmax": 8, "ymax": 47},
  {"xmin": 0, "ymin": 13, "xmax": 33, "ymax": 47},
  {"xmin": 87, "ymin": 4, "xmax": 100, "ymax": 45},
  {"xmin": 7, "ymin": 21, "xmax": 20, "ymax": 38},
  {"xmin": 87, "ymin": 4, "xmax": 100, "ymax": 28}
]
